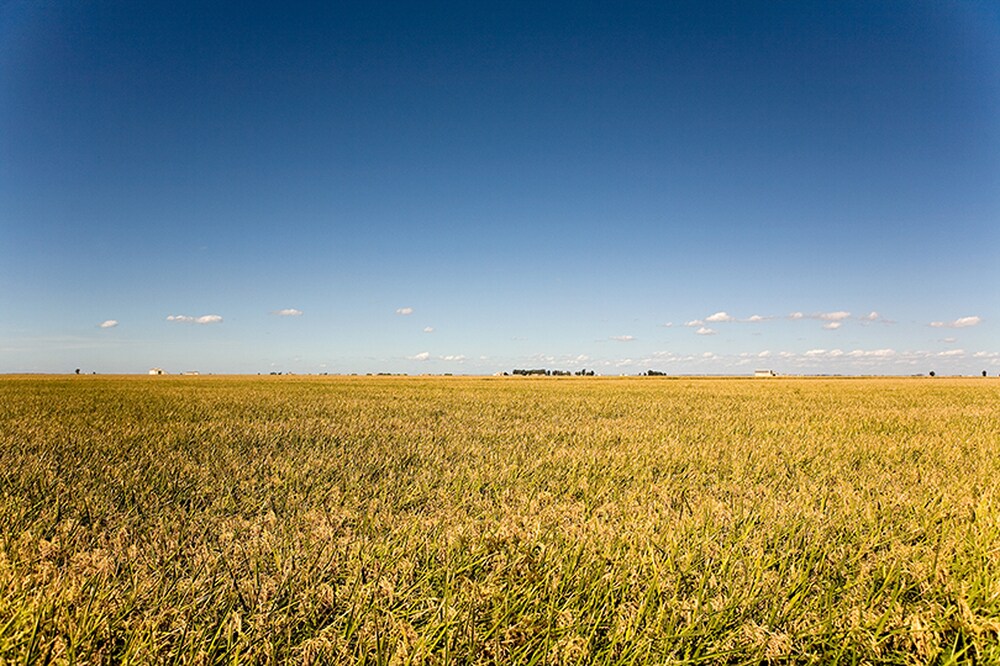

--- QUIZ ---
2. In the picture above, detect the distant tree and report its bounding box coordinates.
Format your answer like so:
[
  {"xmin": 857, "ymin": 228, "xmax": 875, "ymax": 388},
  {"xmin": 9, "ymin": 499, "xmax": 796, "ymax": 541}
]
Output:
[
  {"xmin": 75, "ymin": 368, "xmax": 80, "ymax": 375},
  {"xmin": 929, "ymin": 371, "xmax": 936, "ymax": 377},
  {"xmin": 984, "ymin": 370, "xmax": 989, "ymax": 377}
]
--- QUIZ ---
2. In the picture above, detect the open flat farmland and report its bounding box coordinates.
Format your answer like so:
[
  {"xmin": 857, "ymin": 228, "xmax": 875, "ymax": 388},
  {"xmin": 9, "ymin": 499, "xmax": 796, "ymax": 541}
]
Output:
[{"xmin": 2, "ymin": 375, "xmax": 999, "ymax": 664}]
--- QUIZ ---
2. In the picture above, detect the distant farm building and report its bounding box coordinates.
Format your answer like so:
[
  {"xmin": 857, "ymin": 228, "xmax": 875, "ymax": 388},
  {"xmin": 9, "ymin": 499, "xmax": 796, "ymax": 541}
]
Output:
[
  {"xmin": 148, "ymin": 368, "xmax": 166, "ymax": 375},
  {"xmin": 754, "ymin": 369, "xmax": 777, "ymax": 378},
  {"xmin": 181, "ymin": 371, "xmax": 200, "ymax": 376}
]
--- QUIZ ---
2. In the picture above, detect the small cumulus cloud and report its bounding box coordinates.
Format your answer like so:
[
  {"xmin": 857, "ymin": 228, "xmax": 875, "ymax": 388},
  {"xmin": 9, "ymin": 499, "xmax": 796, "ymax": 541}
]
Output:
[
  {"xmin": 745, "ymin": 314, "xmax": 768, "ymax": 323},
  {"xmin": 941, "ymin": 337, "xmax": 957, "ymax": 344},
  {"xmin": 440, "ymin": 354, "xmax": 466, "ymax": 362},
  {"xmin": 858, "ymin": 311, "xmax": 895, "ymax": 325},
  {"xmin": 823, "ymin": 322, "xmax": 842, "ymax": 330},
  {"xmin": 930, "ymin": 316, "xmax": 981, "ymax": 328},
  {"xmin": 611, "ymin": 335, "xmax": 635, "ymax": 342},
  {"xmin": 705, "ymin": 311, "xmax": 734, "ymax": 323},
  {"xmin": 396, "ymin": 307, "xmax": 414, "ymax": 316},
  {"xmin": 847, "ymin": 349, "xmax": 896, "ymax": 358},
  {"xmin": 695, "ymin": 327, "xmax": 716, "ymax": 336},
  {"xmin": 758, "ymin": 350, "xmax": 771, "ymax": 358},
  {"xmin": 273, "ymin": 308, "xmax": 303, "ymax": 316},
  {"xmin": 661, "ymin": 322, "xmax": 674, "ymax": 328},
  {"xmin": 423, "ymin": 326, "xmax": 434, "ymax": 333},
  {"xmin": 684, "ymin": 320, "xmax": 704, "ymax": 327},
  {"xmin": 790, "ymin": 311, "xmax": 851, "ymax": 326},
  {"xmin": 937, "ymin": 349, "xmax": 966, "ymax": 357},
  {"xmin": 408, "ymin": 351, "xmax": 430, "ymax": 361},
  {"xmin": 167, "ymin": 314, "xmax": 223, "ymax": 324},
  {"xmin": 98, "ymin": 319, "xmax": 118, "ymax": 329}
]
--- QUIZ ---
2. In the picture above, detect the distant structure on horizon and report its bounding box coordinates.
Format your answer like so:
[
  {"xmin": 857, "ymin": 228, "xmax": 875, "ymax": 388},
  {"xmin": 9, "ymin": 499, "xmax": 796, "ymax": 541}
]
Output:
[
  {"xmin": 148, "ymin": 368, "xmax": 166, "ymax": 375},
  {"xmin": 754, "ymin": 369, "xmax": 778, "ymax": 378}
]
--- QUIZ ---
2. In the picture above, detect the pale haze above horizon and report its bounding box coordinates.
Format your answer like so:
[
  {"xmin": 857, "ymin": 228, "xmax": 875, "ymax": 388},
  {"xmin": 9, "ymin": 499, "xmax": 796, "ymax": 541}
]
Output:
[{"xmin": 2, "ymin": 1, "xmax": 998, "ymax": 375}]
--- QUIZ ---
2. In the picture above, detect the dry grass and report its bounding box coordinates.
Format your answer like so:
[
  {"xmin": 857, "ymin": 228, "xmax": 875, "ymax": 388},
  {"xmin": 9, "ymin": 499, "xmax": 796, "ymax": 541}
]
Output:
[{"xmin": 1, "ymin": 375, "xmax": 999, "ymax": 663}]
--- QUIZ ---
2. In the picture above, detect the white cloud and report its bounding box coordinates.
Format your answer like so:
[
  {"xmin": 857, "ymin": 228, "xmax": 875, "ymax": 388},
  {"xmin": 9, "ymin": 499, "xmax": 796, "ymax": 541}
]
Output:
[
  {"xmin": 937, "ymin": 349, "xmax": 966, "ymax": 357},
  {"xmin": 823, "ymin": 322, "xmax": 842, "ymax": 330},
  {"xmin": 745, "ymin": 314, "xmax": 767, "ymax": 323},
  {"xmin": 423, "ymin": 326, "xmax": 434, "ymax": 333},
  {"xmin": 695, "ymin": 327, "xmax": 716, "ymax": 336},
  {"xmin": 440, "ymin": 354, "xmax": 466, "ymax": 362},
  {"xmin": 847, "ymin": 349, "xmax": 896, "ymax": 358},
  {"xmin": 858, "ymin": 311, "xmax": 895, "ymax": 324},
  {"xmin": 661, "ymin": 322, "xmax": 674, "ymax": 328},
  {"xmin": 804, "ymin": 349, "xmax": 827, "ymax": 357},
  {"xmin": 941, "ymin": 337, "xmax": 957, "ymax": 344},
  {"xmin": 167, "ymin": 314, "xmax": 223, "ymax": 324},
  {"xmin": 98, "ymin": 320, "xmax": 118, "ymax": 329},
  {"xmin": 273, "ymin": 308, "xmax": 303, "ymax": 317},
  {"xmin": 396, "ymin": 307, "xmax": 414, "ymax": 316},
  {"xmin": 611, "ymin": 335, "xmax": 635, "ymax": 342},
  {"xmin": 954, "ymin": 316, "xmax": 982, "ymax": 328},
  {"xmin": 705, "ymin": 311, "xmax": 734, "ymax": 323},
  {"xmin": 930, "ymin": 316, "xmax": 981, "ymax": 328},
  {"xmin": 790, "ymin": 311, "xmax": 851, "ymax": 324},
  {"xmin": 408, "ymin": 351, "xmax": 430, "ymax": 361},
  {"xmin": 758, "ymin": 350, "xmax": 771, "ymax": 358},
  {"xmin": 684, "ymin": 319, "xmax": 704, "ymax": 327}
]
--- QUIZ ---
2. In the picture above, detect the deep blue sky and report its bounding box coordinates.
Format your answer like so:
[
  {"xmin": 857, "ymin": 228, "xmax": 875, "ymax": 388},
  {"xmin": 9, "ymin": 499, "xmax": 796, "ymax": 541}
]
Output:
[{"xmin": 2, "ymin": 1, "xmax": 998, "ymax": 374}]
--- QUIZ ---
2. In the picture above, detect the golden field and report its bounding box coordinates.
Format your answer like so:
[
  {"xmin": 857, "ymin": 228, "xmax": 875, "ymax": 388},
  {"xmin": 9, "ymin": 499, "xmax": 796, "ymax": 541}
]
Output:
[{"xmin": 1, "ymin": 375, "xmax": 999, "ymax": 664}]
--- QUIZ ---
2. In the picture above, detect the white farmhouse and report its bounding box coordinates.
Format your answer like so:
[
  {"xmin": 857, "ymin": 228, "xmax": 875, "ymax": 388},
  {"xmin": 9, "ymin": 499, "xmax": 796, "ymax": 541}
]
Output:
[
  {"xmin": 148, "ymin": 367, "xmax": 166, "ymax": 375},
  {"xmin": 754, "ymin": 369, "xmax": 777, "ymax": 378}
]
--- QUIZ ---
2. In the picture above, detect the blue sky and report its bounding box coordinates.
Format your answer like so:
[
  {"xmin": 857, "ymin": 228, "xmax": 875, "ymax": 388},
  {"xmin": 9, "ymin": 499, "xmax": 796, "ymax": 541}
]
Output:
[{"xmin": 2, "ymin": 1, "xmax": 998, "ymax": 375}]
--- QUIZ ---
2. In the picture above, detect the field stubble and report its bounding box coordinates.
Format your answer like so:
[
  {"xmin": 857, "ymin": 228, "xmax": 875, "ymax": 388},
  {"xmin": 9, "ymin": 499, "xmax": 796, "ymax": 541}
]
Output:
[{"xmin": 1, "ymin": 375, "xmax": 999, "ymax": 664}]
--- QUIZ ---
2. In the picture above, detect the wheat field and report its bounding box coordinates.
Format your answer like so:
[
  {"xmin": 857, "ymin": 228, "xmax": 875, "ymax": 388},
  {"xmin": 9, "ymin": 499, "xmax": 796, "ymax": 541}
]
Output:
[{"xmin": 1, "ymin": 375, "xmax": 999, "ymax": 664}]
